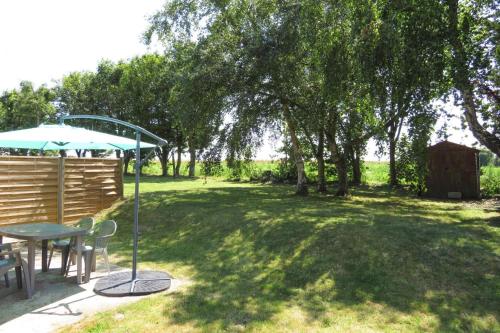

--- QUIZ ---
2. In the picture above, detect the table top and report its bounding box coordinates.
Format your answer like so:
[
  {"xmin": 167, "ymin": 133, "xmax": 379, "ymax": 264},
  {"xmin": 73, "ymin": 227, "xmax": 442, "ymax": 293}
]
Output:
[{"xmin": 0, "ymin": 223, "xmax": 87, "ymax": 241}]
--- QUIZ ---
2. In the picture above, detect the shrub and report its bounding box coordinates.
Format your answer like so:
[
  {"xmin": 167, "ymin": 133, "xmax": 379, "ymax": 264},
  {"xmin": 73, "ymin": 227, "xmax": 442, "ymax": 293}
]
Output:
[
  {"xmin": 481, "ymin": 164, "xmax": 500, "ymax": 197},
  {"xmin": 396, "ymin": 135, "xmax": 429, "ymax": 195},
  {"xmin": 273, "ymin": 157, "xmax": 297, "ymax": 183},
  {"xmin": 199, "ymin": 148, "xmax": 224, "ymax": 177}
]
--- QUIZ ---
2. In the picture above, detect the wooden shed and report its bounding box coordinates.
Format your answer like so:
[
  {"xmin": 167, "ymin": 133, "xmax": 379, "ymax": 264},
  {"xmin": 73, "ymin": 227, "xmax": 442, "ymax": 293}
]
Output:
[{"xmin": 426, "ymin": 141, "xmax": 480, "ymax": 199}]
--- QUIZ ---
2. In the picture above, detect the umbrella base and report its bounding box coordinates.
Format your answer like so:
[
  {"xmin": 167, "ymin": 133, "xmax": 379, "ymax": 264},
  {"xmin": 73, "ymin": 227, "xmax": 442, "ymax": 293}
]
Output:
[{"xmin": 94, "ymin": 270, "xmax": 172, "ymax": 297}]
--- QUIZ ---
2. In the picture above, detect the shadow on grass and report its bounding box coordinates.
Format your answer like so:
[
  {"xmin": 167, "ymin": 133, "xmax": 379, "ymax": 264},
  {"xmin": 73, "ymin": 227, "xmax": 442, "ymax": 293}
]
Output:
[
  {"xmin": 486, "ymin": 216, "xmax": 500, "ymax": 228},
  {"xmin": 106, "ymin": 182, "xmax": 500, "ymax": 332}
]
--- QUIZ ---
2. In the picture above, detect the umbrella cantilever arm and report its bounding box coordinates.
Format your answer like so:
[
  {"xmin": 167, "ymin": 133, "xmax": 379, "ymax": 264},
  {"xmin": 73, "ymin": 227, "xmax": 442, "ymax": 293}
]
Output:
[
  {"xmin": 59, "ymin": 115, "xmax": 168, "ymax": 146},
  {"xmin": 60, "ymin": 114, "xmax": 167, "ymax": 284}
]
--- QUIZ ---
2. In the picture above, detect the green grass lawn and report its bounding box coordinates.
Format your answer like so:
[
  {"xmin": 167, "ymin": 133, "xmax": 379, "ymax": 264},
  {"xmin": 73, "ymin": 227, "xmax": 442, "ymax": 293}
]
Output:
[{"xmin": 64, "ymin": 176, "xmax": 499, "ymax": 333}]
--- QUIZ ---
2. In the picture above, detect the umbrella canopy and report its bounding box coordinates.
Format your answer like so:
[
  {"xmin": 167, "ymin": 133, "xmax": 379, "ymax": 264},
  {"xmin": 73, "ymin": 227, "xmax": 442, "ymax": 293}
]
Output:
[{"xmin": 0, "ymin": 124, "xmax": 156, "ymax": 150}]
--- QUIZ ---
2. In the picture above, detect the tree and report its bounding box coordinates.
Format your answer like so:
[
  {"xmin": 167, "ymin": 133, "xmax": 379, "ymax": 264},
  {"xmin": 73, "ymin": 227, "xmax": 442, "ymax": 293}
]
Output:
[
  {"xmin": 57, "ymin": 56, "xmax": 176, "ymax": 174},
  {"xmin": 166, "ymin": 41, "xmax": 227, "ymax": 177},
  {"xmin": 147, "ymin": 1, "xmax": 317, "ymax": 194},
  {"xmin": 445, "ymin": 0, "xmax": 500, "ymax": 157},
  {"xmin": 119, "ymin": 54, "xmax": 175, "ymax": 175},
  {"xmin": 1, "ymin": 81, "xmax": 57, "ymax": 131},
  {"xmin": 366, "ymin": 0, "xmax": 448, "ymax": 186},
  {"xmin": 396, "ymin": 103, "xmax": 439, "ymax": 194},
  {"xmin": 57, "ymin": 71, "xmax": 98, "ymax": 116},
  {"xmin": 0, "ymin": 81, "xmax": 57, "ymax": 155}
]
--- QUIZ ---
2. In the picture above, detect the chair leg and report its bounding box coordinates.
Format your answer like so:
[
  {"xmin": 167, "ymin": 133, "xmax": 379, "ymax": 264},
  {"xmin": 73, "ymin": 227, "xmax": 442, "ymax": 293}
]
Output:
[
  {"xmin": 91, "ymin": 252, "xmax": 97, "ymax": 272},
  {"xmin": 62, "ymin": 246, "xmax": 70, "ymax": 276},
  {"xmin": 65, "ymin": 256, "xmax": 70, "ymax": 277},
  {"xmin": 47, "ymin": 247, "xmax": 54, "ymax": 270},
  {"xmin": 84, "ymin": 252, "xmax": 92, "ymax": 283},
  {"xmin": 15, "ymin": 266, "xmax": 22, "ymax": 289},
  {"xmin": 20, "ymin": 260, "xmax": 31, "ymax": 299},
  {"xmin": 103, "ymin": 248, "xmax": 110, "ymax": 274},
  {"xmin": 1, "ymin": 240, "xmax": 10, "ymax": 287},
  {"xmin": 61, "ymin": 247, "xmax": 66, "ymax": 275}
]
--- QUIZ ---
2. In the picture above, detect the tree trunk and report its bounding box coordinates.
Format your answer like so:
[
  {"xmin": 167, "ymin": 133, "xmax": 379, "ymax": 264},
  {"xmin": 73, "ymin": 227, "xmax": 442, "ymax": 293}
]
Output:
[
  {"xmin": 325, "ymin": 115, "xmax": 349, "ymax": 196},
  {"xmin": 282, "ymin": 101, "xmax": 308, "ymax": 196},
  {"xmin": 160, "ymin": 147, "xmax": 169, "ymax": 177},
  {"xmin": 138, "ymin": 150, "xmax": 146, "ymax": 176},
  {"xmin": 175, "ymin": 147, "xmax": 182, "ymax": 177},
  {"xmin": 327, "ymin": 136, "xmax": 349, "ymax": 196},
  {"xmin": 447, "ymin": 0, "xmax": 500, "ymax": 157},
  {"xmin": 388, "ymin": 128, "xmax": 398, "ymax": 187},
  {"xmin": 335, "ymin": 155, "xmax": 349, "ymax": 196},
  {"xmin": 461, "ymin": 90, "xmax": 500, "ymax": 157},
  {"xmin": 317, "ymin": 130, "xmax": 327, "ymax": 192},
  {"xmin": 188, "ymin": 146, "xmax": 196, "ymax": 177},
  {"xmin": 171, "ymin": 150, "xmax": 177, "ymax": 177},
  {"xmin": 351, "ymin": 148, "xmax": 361, "ymax": 186},
  {"xmin": 115, "ymin": 150, "xmax": 121, "ymax": 158},
  {"xmin": 123, "ymin": 151, "xmax": 131, "ymax": 175},
  {"xmin": 329, "ymin": 140, "xmax": 349, "ymax": 196}
]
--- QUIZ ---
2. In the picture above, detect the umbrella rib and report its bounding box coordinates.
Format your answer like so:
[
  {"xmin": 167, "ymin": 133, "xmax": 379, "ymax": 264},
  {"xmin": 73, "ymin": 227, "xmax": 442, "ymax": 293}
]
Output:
[
  {"xmin": 40, "ymin": 141, "xmax": 50, "ymax": 151},
  {"xmin": 139, "ymin": 145, "xmax": 160, "ymax": 168},
  {"xmin": 108, "ymin": 143, "xmax": 126, "ymax": 151}
]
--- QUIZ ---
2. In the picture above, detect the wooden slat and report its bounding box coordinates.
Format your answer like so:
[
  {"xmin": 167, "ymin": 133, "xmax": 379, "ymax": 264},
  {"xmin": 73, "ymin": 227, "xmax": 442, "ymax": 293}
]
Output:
[
  {"xmin": 0, "ymin": 175, "xmax": 58, "ymax": 182},
  {"xmin": 0, "ymin": 168, "xmax": 58, "ymax": 172},
  {"xmin": 0, "ymin": 202, "xmax": 57, "ymax": 210},
  {"xmin": 0, "ymin": 181, "xmax": 58, "ymax": 188},
  {"xmin": 0, "ymin": 160, "xmax": 58, "ymax": 166},
  {"xmin": 0, "ymin": 209, "xmax": 58, "ymax": 219},
  {"xmin": 0, "ymin": 194, "xmax": 57, "ymax": 204},
  {"xmin": 0, "ymin": 188, "xmax": 58, "ymax": 197}
]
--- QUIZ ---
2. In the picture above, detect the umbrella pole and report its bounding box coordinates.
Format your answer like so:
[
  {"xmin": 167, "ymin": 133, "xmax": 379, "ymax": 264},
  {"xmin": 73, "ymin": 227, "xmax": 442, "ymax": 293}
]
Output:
[
  {"xmin": 127, "ymin": 129, "xmax": 171, "ymax": 294},
  {"xmin": 132, "ymin": 130, "xmax": 140, "ymax": 281}
]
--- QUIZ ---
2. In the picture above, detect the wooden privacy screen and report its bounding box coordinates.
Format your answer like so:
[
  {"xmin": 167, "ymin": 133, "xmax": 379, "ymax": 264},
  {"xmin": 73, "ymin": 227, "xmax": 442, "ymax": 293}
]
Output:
[{"xmin": 0, "ymin": 156, "xmax": 123, "ymax": 226}]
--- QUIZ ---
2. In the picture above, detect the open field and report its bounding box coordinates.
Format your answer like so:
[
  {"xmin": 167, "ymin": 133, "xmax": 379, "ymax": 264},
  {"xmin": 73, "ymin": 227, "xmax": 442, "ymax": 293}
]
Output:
[
  {"xmin": 63, "ymin": 176, "xmax": 499, "ymax": 332},
  {"xmin": 136, "ymin": 160, "xmax": 498, "ymax": 191},
  {"xmin": 137, "ymin": 160, "xmax": 390, "ymax": 181}
]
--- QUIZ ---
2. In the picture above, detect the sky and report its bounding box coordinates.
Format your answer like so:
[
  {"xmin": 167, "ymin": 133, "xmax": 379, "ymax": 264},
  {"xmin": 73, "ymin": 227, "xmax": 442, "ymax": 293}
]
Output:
[
  {"xmin": 0, "ymin": 0, "xmax": 164, "ymax": 91},
  {"xmin": 0, "ymin": 0, "xmax": 477, "ymax": 160}
]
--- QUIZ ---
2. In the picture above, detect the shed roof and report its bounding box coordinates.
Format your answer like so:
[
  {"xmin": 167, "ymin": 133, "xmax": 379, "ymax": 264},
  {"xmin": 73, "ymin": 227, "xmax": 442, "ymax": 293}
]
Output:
[{"xmin": 428, "ymin": 140, "xmax": 480, "ymax": 152}]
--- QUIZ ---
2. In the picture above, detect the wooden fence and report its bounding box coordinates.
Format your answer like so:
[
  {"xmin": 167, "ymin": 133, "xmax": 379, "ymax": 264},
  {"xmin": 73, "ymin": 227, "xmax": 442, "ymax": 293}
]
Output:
[{"xmin": 0, "ymin": 156, "xmax": 123, "ymax": 226}]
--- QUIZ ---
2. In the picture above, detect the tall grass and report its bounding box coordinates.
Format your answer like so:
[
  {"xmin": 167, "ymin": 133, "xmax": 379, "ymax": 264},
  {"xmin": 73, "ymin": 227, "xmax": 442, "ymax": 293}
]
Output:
[{"xmin": 134, "ymin": 159, "xmax": 499, "ymax": 195}]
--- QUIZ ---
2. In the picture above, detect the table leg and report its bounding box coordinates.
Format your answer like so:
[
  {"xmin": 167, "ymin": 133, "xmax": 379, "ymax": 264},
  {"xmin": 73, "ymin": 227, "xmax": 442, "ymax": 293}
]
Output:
[
  {"xmin": 76, "ymin": 235, "xmax": 82, "ymax": 284},
  {"xmin": 27, "ymin": 240, "xmax": 36, "ymax": 297},
  {"xmin": 1, "ymin": 242, "xmax": 8, "ymax": 288},
  {"xmin": 41, "ymin": 239, "xmax": 48, "ymax": 272}
]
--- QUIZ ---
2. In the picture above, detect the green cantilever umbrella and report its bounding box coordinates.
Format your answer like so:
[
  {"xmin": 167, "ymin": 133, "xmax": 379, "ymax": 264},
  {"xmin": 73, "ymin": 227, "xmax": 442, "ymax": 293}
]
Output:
[{"xmin": 0, "ymin": 116, "xmax": 172, "ymax": 296}]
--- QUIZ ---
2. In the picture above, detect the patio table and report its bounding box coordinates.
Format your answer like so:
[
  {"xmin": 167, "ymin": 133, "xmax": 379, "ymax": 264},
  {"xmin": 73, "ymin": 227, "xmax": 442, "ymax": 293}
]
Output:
[{"xmin": 0, "ymin": 223, "xmax": 87, "ymax": 298}]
